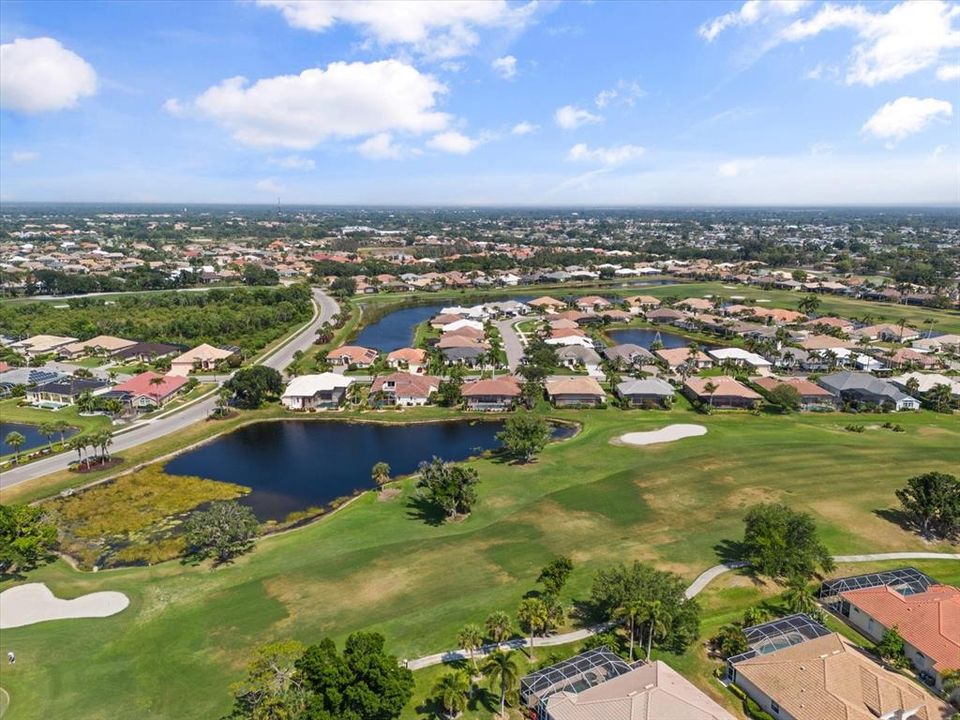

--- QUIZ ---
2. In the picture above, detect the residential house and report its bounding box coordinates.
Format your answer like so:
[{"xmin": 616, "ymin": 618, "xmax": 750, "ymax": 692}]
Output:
[
  {"xmin": 645, "ymin": 308, "xmax": 686, "ymax": 323},
  {"xmin": 615, "ymin": 377, "xmax": 675, "ymax": 407},
  {"xmin": 709, "ymin": 347, "xmax": 772, "ymax": 372},
  {"xmin": 801, "ymin": 316, "xmax": 855, "ymax": 334},
  {"xmin": 369, "ymin": 372, "xmax": 440, "ymax": 407},
  {"xmin": 111, "ymin": 371, "xmax": 188, "ymax": 409},
  {"xmin": 441, "ymin": 318, "xmax": 485, "ymax": 334},
  {"xmin": 799, "ymin": 334, "xmax": 856, "ymax": 351},
  {"xmin": 112, "ymin": 342, "xmax": 183, "ymax": 363},
  {"xmin": 574, "ymin": 295, "xmax": 611, "ymax": 313},
  {"xmin": 11, "ymin": 334, "xmax": 78, "ymax": 358},
  {"xmin": 328, "ymin": 345, "xmax": 379, "ymax": 368},
  {"xmin": 280, "ymin": 373, "xmax": 354, "ymax": 410},
  {"xmin": 529, "ymin": 296, "xmax": 566, "ymax": 313},
  {"xmin": 913, "ymin": 334, "xmax": 960, "ymax": 354},
  {"xmin": 683, "ymin": 376, "xmax": 761, "ymax": 409},
  {"xmin": 603, "ymin": 343, "xmax": 655, "ymax": 368},
  {"xmin": 730, "ymin": 628, "xmax": 951, "ymax": 720},
  {"xmin": 656, "ymin": 347, "xmax": 713, "ymax": 371},
  {"xmin": 58, "ymin": 335, "xmax": 137, "ymax": 359},
  {"xmin": 170, "ymin": 344, "xmax": 238, "ymax": 376},
  {"xmin": 753, "ymin": 376, "xmax": 838, "ymax": 410},
  {"xmin": 674, "ymin": 298, "xmax": 713, "ymax": 314},
  {"xmin": 441, "ymin": 344, "xmax": 487, "ymax": 366},
  {"xmin": 545, "ymin": 377, "xmax": 605, "ymax": 406},
  {"xmin": 855, "ymin": 323, "xmax": 922, "ymax": 343},
  {"xmin": 0, "ymin": 367, "xmax": 65, "ymax": 397},
  {"xmin": 386, "ymin": 348, "xmax": 427, "ymax": 373},
  {"xmin": 556, "ymin": 345, "xmax": 602, "ymax": 373},
  {"xmin": 26, "ymin": 377, "xmax": 111, "ymax": 406},
  {"xmin": 462, "ymin": 376, "xmax": 521, "ymax": 411},
  {"xmin": 890, "ymin": 372, "xmax": 960, "ymax": 397},
  {"xmin": 887, "ymin": 347, "xmax": 941, "ymax": 370},
  {"xmin": 818, "ymin": 371, "xmax": 920, "ymax": 410},
  {"xmin": 624, "ymin": 295, "xmax": 661, "ymax": 313}
]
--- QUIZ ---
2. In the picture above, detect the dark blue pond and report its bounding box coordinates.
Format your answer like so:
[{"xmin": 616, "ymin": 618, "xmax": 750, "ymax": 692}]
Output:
[
  {"xmin": 1, "ymin": 421, "xmax": 77, "ymax": 454},
  {"xmin": 165, "ymin": 420, "xmax": 572, "ymax": 522},
  {"xmin": 355, "ymin": 296, "xmax": 536, "ymax": 352},
  {"xmin": 607, "ymin": 328, "xmax": 698, "ymax": 350}
]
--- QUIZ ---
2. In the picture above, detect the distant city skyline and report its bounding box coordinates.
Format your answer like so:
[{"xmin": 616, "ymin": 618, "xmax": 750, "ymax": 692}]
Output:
[{"xmin": 1, "ymin": 0, "xmax": 958, "ymax": 205}]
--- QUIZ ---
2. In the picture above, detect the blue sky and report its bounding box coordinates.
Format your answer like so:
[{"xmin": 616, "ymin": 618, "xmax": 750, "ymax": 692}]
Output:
[{"xmin": 1, "ymin": 0, "xmax": 958, "ymax": 205}]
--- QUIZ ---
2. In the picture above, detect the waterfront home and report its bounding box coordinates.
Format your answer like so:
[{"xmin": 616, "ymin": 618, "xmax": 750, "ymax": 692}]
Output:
[
  {"xmin": 111, "ymin": 371, "xmax": 188, "ymax": 409},
  {"xmin": 443, "ymin": 326, "xmax": 486, "ymax": 341},
  {"xmin": 281, "ymin": 373, "xmax": 354, "ymax": 410},
  {"xmin": 441, "ymin": 318, "xmax": 485, "ymax": 334},
  {"xmin": 829, "ymin": 573, "xmax": 959, "ymax": 692},
  {"xmin": 615, "ymin": 377, "xmax": 675, "ymax": 407},
  {"xmin": 440, "ymin": 343, "xmax": 487, "ymax": 367},
  {"xmin": 709, "ymin": 347, "xmax": 772, "ymax": 372},
  {"xmin": 656, "ymin": 347, "xmax": 713, "ymax": 371},
  {"xmin": 369, "ymin": 372, "xmax": 439, "ymax": 407},
  {"xmin": 683, "ymin": 376, "xmax": 761, "ymax": 409},
  {"xmin": 548, "ymin": 318, "xmax": 580, "ymax": 331},
  {"xmin": 599, "ymin": 308, "xmax": 632, "ymax": 322},
  {"xmin": 603, "ymin": 343, "xmax": 655, "ymax": 367},
  {"xmin": 0, "ymin": 367, "xmax": 65, "ymax": 397},
  {"xmin": 674, "ymin": 298, "xmax": 713, "ymax": 313},
  {"xmin": 170, "ymin": 343, "xmax": 238, "ymax": 375},
  {"xmin": 729, "ymin": 628, "xmax": 951, "ymax": 720},
  {"xmin": 644, "ymin": 308, "xmax": 685, "ymax": 323},
  {"xmin": 328, "ymin": 345, "xmax": 378, "ymax": 368},
  {"xmin": 818, "ymin": 371, "xmax": 920, "ymax": 410},
  {"xmin": 430, "ymin": 313, "xmax": 465, "ymax": 329},
  {"xmin": 574, "ymin": 295, "xmax": 611, "ymax": 313},
  {"xmin": 624, "ymin": 295, "xmax": 661, "ymax": 312},
  {"xmin": 462, "ymin": 376, "xmax": 521, "ymax": 411},
  {"xmin": 752, "ymin": 376, "xmax": 838, "ymax": 410},
  {"xmin": 890, "ymin": 372, "xmax": 960, "ymax": 396},
  {"xmin": 386, "ymin": 347, "xmax": 427, "ymax": 373},
  {"xmin": 58, "ymin": 335, "xmax": 137, "ymax": 359},
  {"xmin": 26, "ymin": 377, "xmax": 111, "ymax": 407},
  {"xmin": 545, "ymin": 377, "xmax": 605, "ymax": 407},
  {"xmin": 11, "ymin": 334, "xmax": 78, "ymax": 358},
  {"xmin": 529, "ymin": 296, "xmax": 566, "ymax": 313}
]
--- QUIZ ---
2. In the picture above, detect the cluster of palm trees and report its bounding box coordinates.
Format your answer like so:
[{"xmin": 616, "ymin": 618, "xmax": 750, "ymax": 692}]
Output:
[
  {"xmin": 4, "ymin": 419, "xmax": 73, "ymax": 464},
  {"xmin": 67, "ymin": 430, "xmax": 114, "ymax": 469},
  {"xmin": 612, "ymin": 597, "xmax": 674, "ymax": 663},
  {"xmin": 430, "ymin": 648, "xmax": 520, "ymax": 720}
]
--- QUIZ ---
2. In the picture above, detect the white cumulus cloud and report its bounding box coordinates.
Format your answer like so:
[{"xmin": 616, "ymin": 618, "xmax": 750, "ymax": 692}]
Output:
[
  {"xmin": 10, "ymin": 151, "xmax": 40, "ymax": 164},
  {"xmin": 937, "ymin": 64, "xmax": 960, "ymax": 81},
  {"xmin": 554, "ymin": 105, "xmax": 602, "ymax": 130},
  {"xmin": 357, "ymin": 132, "xmax": 409, "ymax": 159},
  {"xmin": 257, "ymin": 0, "xmax": 537, "ymax": 59},
  {"xmin": 268, "ymin": 154, "xmax": 316, "ymax": 170},
  {"xmin": 491, "ymin": 55, "xmax": 518, "ymax": 80},
  {"xmin": 779, "ymin": 1, "xmax": 960, "ymax": 85},
  {"xmin": 699, "ymin": 0, "xmax": 809, "ymax": 41},
  {"xmin": 862, "ymin": 96, "xmax": 953, "ymax": 143},
  {"xmin": 0, "ymin": 37, "xmax": 97, "ymax": 113},
  {"xmin": 167, "ymin": 60, "xmax": 450, "ymax": 150},
  {"xmin": 511, "ymin": 121, "xmax": 538, "ymax": 135},
  {"xmin": 567, "ymin": 143, "xmax": 645, "ymax": 166},
  {"xmin": 426, "ymin": 131, "xmax": 479, "ymax": 154}
]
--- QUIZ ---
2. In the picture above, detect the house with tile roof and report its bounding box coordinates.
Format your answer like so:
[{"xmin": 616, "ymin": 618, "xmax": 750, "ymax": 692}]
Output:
[
  {"xmin": 683, "ymin": 376, "xmax": 762, "ymax": 409},
  {"xmin": 112, "ymin": 371, "xmax": 187, "ymax": 409},
  {"xmin": 386, "ymin": 347, "xmax": 427, "ymax": 373},
  {"xmin": 753, "ymin": 376, "xmax": 838, "ymax": 410},
  {"xmin": 839, "ymin": 581, "xmax": 959, "ymax": 692},
  {"xmin": 369, "ymin": 372, "xmax": 440, "ymax": 407},
  {"xmin": 328, "ymin": 345, "xmax": 379, "ymax": 368},
  {"xmin": 731, "ymin": 632, "xmax": 952, "ymax": 720},
  {"xmin": 545, "ymin": 377, "xmax": 606, "ymax": 407},
  {"xmin": 58, "ymin": 335, "xmax": 137, "ymax": 359},
  {"xmin": 461, "ymin": 376, "xmax": 521, "ymax": 411}
]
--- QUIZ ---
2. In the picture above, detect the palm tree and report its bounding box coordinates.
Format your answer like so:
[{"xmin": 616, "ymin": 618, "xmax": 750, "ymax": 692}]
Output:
[
  {"xmin": 432, "ymin": 670, "xmax": 470, "ymax": 719},
  {"xmin": 783, "ymin": 576, "xmax": 816, "ymax": 614},
  {"xmin": 516, "ymin": 598, "xmax": 549, "ymax": 659},
  {"xmin": 456, "ymin": 624, "xmax": 484, "ymax": 675},
  {"xmin": 5, "ymin": 431, "xmax": 26, "ymax": 464},
  {"xmin": 481, "ymin": 651, "xmax": 520, "ymax": 719},
  {"xmin": 68, "ymin": 435, "xmax": 86, "ymax": 466},
  {"xmin": 641, "ymin": 599, "xmax": 672, "ymax": 661},
  {"xmin": 54, "ymin": 420, "xmax": 70, "ymax": 445},
  {"xmin": 148, "ymin": 374, "xmax": 167, "ymax": 403},
  {"xmin": 613, "ymin": 600, "xmax": 643, "ymax": 661},
  {"xmin": 215, "ymin": 387, "xmax": 231, "ymax": 417},
  {"xmin": 703, "ymin": 380, "xmax": 719, "ymax": 408},
  {"xmin": 484, "ymin": 611, "xmax": 513, "ymax": 646},
  {"xmin": 941, "ymin": 669, "xmax": 959, "ymax": 708},
  {"xmin": 38, "ymin": 422, "xmax": 57, "ymax": 452},
  {"xmin": 97, "ymin": 430, "xmax": 113, "ymax": 461},
  {"xmin": 371, "ymin": 461, "xmax": 391, "ymax": 487},
  {"xmin": 742, "ymin": 606, "xmax": 771, "ymax": 627}
]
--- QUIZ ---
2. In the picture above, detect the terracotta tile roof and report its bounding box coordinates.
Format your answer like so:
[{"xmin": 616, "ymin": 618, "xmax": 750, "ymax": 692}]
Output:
[
  {"xmin": 437, "ymin": 334, "xmax": 488, "ymax": 349},
  {"xmin": 735, "ymin": 633, "xmax": 952, "ymax": 720},
  {"xmin": 545, "ymin": 376, "xmax": 605, "ymax": 397},
  {"xmin": 550, "ymin": 328, "xmax": 588, "ymax": 339},
  {"xmin": 684, "ymin": 376, "xmax": 761, "ymax": 399},
  {"xmin": 386, "ymin": 348, "xmax": 426, "ymax": 364},
  {"xmin": 656, "ymin": 347, "xmax": 712, "ymax": 367},
  {"xmin": 529, "ymin": 296, "xmax": 565, "ymax": 307},
  {"xmin": 754, "ymin": 376, "xmax": 835, "ymax": 397},
  {"xmin": 370, "ymin": 372, "xmax": 440, "ymax": 399},
  {"xmin": 799, "ymin": 334, "xmax": 856, "ymax": 350},
  {"xmin": 462, "ymin": 376, "xmax": 521, "ymax": 397},
  {"xmin": 840, "ymin": 584, "xmax": 960, "ymax": 674},
  {"xmin": 329, "ymin": 345, "xmax": 379, "ymax": 364},
  {"xmin": 113, "ymin": 371, "xmax": 187, "ymax": 400}
]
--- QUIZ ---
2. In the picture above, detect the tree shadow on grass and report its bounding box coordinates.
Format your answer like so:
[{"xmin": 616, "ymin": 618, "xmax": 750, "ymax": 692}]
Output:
[
  {"xmin": 873, "ymin": 507, "xmax": 920, "ymax": 536},
  {"xmin": 405, "ymin": 495, "xmax": 446, "ymax": 527},
  {"xmin": 713, "ymin": 539, "xmax": 746, "ymax": 565}
]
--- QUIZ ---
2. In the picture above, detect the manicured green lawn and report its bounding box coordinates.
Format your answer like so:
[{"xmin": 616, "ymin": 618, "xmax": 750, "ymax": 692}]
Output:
[{"xmin": 1, "ymin": 405, "xmax": 958, "ymax": 719}]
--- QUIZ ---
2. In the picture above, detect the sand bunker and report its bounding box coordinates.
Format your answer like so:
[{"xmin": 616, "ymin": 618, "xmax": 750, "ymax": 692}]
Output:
[
  {"xmin": 0, "ymin": 583, "xmax": 129, "ymax": 629},
  {"xmin": 615, "ymin": 424, "xmax": 707, "ymax": 447}
]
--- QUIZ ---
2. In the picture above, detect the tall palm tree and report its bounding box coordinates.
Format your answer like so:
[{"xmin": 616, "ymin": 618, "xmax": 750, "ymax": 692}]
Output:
[
  {"xmin": 641, "ymin": 600, "xmax": 672, "ymax": 661},
  {"xmin": 148, "ymin": 374, "xmax": 167, "ymax": 403},
  {"xmin": 614, "ymin": 600, "xmax": 644, "ymax": 661},
  {"xmin": 97, "ymin": 430, "xmax": 114, "ymax": 461},
  {"xmin": 481, "ymin": 651, "xmax": 520, "ymax": 719},
  {"xmin": 68, "ymin": 435, "xmax": 86, "ymax": 466},
  {"xmin": 703, "ymin": 380, "xmax": 719, "ymax": 408},
  {"xmin": 484, "ymin": 611, "xmax": 513, "ymax": 646},
  {"xmin": 517, "ymin": 598, "xmax": 549, "ymax": 659},
  {"xmin": 38, "ymin": 422, "xmax": 57, "ymax": 452},
  {"xmin": 783, "ymin": 577, "xmax": 816, "ymax": 614},
  {"xmin": 54, "ymin": 420, "xmax": 70, "ymax": 445},
  {"xmin": 371, "ymin": 461, "xmax": 391, "ymax": 487},
  {"xmin": 456, "ymin": 624, "xmax": 484, "ymax": 674},
  {"xmin": 432, "ymin": 670, "xmax": 470, "ymax": 719},
  {"xmin": 5, "ymin": 431, "xmax": 26, "ymax": 464}
]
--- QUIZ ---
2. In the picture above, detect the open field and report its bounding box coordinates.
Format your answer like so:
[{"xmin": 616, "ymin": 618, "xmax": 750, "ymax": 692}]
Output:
[{"xmin": 1, "ymin": 404, "xmax": 957, "ymax": 719}]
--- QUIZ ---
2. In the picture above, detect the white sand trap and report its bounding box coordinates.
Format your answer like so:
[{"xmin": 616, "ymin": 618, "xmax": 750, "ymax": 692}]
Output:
[
  {"xmin": 615, "ymin": 423, "xmax": 707, "ymax": 447},
  {"xmin": 0, "ymin": 583, "xmax": 129, "ymax": 629}
]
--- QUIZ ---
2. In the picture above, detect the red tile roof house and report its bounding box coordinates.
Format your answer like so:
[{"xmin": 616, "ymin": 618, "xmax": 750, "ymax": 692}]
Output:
[
  {"xmin": 369, "ymin": 372, "xmax": 440, "ymax": 407},
  {"xmin": 674, "ymin": 298, "xmax": 714, "ymax": 314},
  {"xmin": 574, "ymin": 295, "xmax": 611, "ymax": 313},
  {"xmin": 529, "ymin": 296, "xmax": 567, "ymax": 313},
  {"xmin": 753, "ymin": 376, "xmax": 838, "ymax": 410},
  {"xmin": 112, "ymin": 372, "xmax": 188, "ymax": 409},
  {"xmin": 683, "ymin": 376, "xmax": 762, "ymax": 409},
  {"xmin": 461, "ymin": 376, "xmax": 522, "ymax": 411},
  {"xmin": 328, "ymin": 345, "xmax": 379, "ymax": 368},
  {"xmin": 838, "ymin": 581, "xmax": 959, "ymax": 692},
  {"xmin": 386, "ymin": 348, "xmax": 427, "ymax": 372},
  {"xmin": 545, "ymin": 377, "xmax": 606, "ymax": 407},
  {"xmin": 656, "ymin": 347, "xmax": 714, "ymax": 370}
]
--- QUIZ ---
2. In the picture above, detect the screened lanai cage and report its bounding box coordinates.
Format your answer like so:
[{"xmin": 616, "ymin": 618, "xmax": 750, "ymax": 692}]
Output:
[
  {"xmin": 727, "ymin": 613, "xmax": 833, "ymax": 667},
  {"xmin": 818, "ymin": 567, "xmax": 934, "ymax": 604},
  {"xmin": 519, "ymin": 646, "xmax": 635, "ymax": 714}
]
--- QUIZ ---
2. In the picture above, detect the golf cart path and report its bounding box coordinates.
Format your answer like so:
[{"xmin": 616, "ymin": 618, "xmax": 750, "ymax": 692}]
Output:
[{"xmin": 405, "ymin": 551, "xmax": 960, "ymax": 670}]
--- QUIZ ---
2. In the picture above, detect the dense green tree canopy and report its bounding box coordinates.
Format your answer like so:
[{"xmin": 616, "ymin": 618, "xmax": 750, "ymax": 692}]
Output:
[
  {"xmin": 415, "ymin": 457, "xmax": 479, "ymax": 521},
  {"xmin": 742, "ymin": 503, "xmax": 834, "ymax": 581},
  {"xmin": 184, "ymin": 501, "xmax": 260, "ymax": 563},
  {"xmin": 0, "ymin": 504, "xmax": 57, "ymax": 574},
  {"xmin": 497, "ymin": 413, "xmax": 550, "ymax": 463},
  {"xmin": 896, "ymin": 472, "xmax": 960, "ymax": 541},
  {"xmin": 226, "ymin": 366, "xmax": 285, "ymax": 409}
]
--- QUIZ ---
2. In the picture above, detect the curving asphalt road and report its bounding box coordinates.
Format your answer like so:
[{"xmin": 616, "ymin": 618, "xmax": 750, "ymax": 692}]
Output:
[
  {"xmin": 494, "ymin": 318, "xmax": 526, "ymax": 372},
  {"xmin": 0, "ymin": 288, "xmax": 339, "ymax": 490},
  {"xmin": 405, "ymin": 551, "xmax": 960, "ymax": 670}
]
